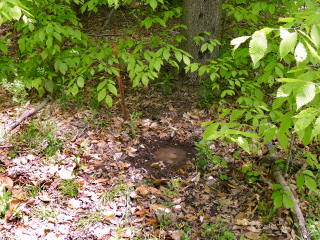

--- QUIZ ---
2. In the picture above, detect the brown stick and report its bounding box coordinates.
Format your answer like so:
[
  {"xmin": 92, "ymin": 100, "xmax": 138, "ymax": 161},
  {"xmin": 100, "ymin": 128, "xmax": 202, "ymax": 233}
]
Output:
[
  {"xmin": 5, "ymin": 97, "xmax": 50, "ymax": 133},
  {"xmin": 112, "ymin": 43, "xmax": 128, "ymax": 121},
  {"xmin": 266, "ymin": 141, "xmax": 310, "ymax": 240}
]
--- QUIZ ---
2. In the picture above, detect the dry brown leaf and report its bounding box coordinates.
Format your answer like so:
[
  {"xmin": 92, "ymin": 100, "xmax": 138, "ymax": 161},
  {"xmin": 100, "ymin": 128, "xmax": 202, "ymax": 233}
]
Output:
[
  {"xmin": 149, "ymin": 187, "xmax": 162, "ymax": 196},
  {"xmin": 152, "ymin": 179, "xmax": 167, "ymax": 185},
  {"xmin": 204, "ymin": 185, "xmax": 210, "ymax": 193},
  {"xmin": 136, "ymin": 186, "xmax": 149, "ymax": 195},
  {"xmin": 0, "ymin": 176, "xmax": 13, "ymax": 190}
]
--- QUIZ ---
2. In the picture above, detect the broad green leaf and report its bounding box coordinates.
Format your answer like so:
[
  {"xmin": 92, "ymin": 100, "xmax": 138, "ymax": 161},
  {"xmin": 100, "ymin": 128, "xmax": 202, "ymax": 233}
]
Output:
[
  {"xmin": 77, "ymin": 76, "xmax": 84, "ymax": 88},
  {"xmin": 277, "ymin": 78, "xmax": 302, "ymax": 83},
  {"xmin": 311, "ymin": 24, "xmax": 320, "ymax": 49},
  {"xmin": 234, "ymin": 136, "xmax": 249, "ymax": 153},
  {"xmin": 44, "ymin": 80, "xmax": 54, "ymax": 92},
  {"xmin": 175, "ymin": 51, "xmax": 182, "ymax": 62},
  {"xmin": 303, "ymin": 126, "xmax": 312, "ymax": 146},
  {"xmin": 0, "ymin": 43, "xmax": 7, "ymax": 54},
  {"xmin": 295, "ymin": 115, "xmax": 315, "ymax": 131},
  {"xmin": 272, "ymin": 184, "xmax": 282, "ymax": 190},
  {"xmin": 304, "ymin": 39, "xmax": 320, "ymax": 61},
  {"xmin": 249, "ymin": 32, "xmax": 267, "ymax": 65},
  {"xmin": 293, "ymin": 108, "xmax": 316, "ymax": 118},
  {"xmin": 280, "ymin": 32, "xmax": 297, "ymax": 59},
  {"xmin": 46, "ymin": 37, "xmax": 53, "ymax": 48},
  {"xmin": 18, "ymin": 38, "xmax": 25, "ymax": 53},
  {"xmin": 296, "ymin": 174, "xmax": 304, "ymax": 189},
  {"xmin": 149, "ymin": 0, "xmax": 158, "ymax": 10},
  {"xmin": 98, "ymin": 88, "xmax": 106, "ymax": 102},
  {"xmin": 294, "ymin": 42, "xmax": 307, "ymax": 62},
  {"xmin": 273, "ymin": 195, "xmax": 282, "ymax": 209},
  {"xmin": 230, "ymin": 109, "xmax": 246, "ymax": 122},
  {"xmin": 108, "ymin": 83, "xmax": 117, "ymax": 96},
  {"xmin": 11, "ymin": 6, "xmax": 22, "ymax": 20},
  {"xmin": 272, "ymin": 97, "xmax": 287, "ymax": 110},
  {"xmin": 303, "ymin": 170, "xmax": 315, "ymax": 177},
  {"xmin": 296, "ymin": 83, "xmax": 315, "ymax": 110},
  {"xmin": 311, "ymin": 117, "xmax": 320, "ymax": 138},
  {"xmin": 305, "ymin": 175, "xmax": 317, "ymax": 191},
  {"xmin": 283, "ymin": 194, "xmax": 294, "ymax": 210},
  {"xmin": 163, "ymin": 48, "xmax": 170, "ymax": 61},
  {"xmin": 71, "ymin": 84, "xmax": 78, "ymax": 96},
  {"xmin": 105, "ymin": 95, "xmax": 113, "ymax": 107},
  {"xmin": 97, "ymin": 81, "xmax": 107, "ymax": 91},
  {"xmin": 269, "ymin": 4, "xmax": 275, "ymax": 14},
  {"xmin": 230, "ymin": 36, "xmax": 250, "ymax": 52},
  {"xmin": 277, "ymin": 132, "xmax": 288, "ymax": 150},
  {"xmin": 59, "ymin": 63, "xmax": 67, "ymax": 75},
  {"xmin": 183, "ymin": 55, "xmax": 190, "ymax": 65},
  {"xmin": 203, "ymin": 123, "xmax": 220, "ymax": 140},
  {"xmin": 39, "ymin": 30, "xmax": 45, "ymax": 42}
]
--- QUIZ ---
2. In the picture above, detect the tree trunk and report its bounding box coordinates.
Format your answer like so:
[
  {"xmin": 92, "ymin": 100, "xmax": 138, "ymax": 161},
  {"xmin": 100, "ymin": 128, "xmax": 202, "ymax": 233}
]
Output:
[{"xmin": 180, "ymin": 0, "xmax": 223, "ymax": 86}]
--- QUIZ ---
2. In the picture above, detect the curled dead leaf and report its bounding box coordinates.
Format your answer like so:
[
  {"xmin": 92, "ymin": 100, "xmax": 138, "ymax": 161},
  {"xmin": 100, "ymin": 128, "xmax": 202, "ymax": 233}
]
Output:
[
  {"xmin": 136, "ymin": 186, "xmax": 149, "ymax": 195},
  {"xmin": 0, "ymin": 176, "xmax": 13, "ymax": 190}
]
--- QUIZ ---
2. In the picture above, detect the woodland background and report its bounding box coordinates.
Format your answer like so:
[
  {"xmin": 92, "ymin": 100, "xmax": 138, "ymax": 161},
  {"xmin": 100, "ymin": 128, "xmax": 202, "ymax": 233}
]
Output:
[{"xmin": 0, "ymin": 0, "xmax": 320, "ymax": 239}]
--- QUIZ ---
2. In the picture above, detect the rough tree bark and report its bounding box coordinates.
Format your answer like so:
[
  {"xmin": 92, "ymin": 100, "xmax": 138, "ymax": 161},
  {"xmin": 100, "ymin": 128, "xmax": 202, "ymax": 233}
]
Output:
[{"xmin": 179, "ymin": 0, "xmax": 223, "ymax": 86}]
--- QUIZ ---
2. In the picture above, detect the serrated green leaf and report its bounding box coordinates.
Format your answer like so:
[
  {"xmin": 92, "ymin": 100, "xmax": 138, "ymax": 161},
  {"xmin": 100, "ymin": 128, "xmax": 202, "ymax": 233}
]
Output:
[
  {"xmin": 311, "ymin": 25, "xmax": 320, "ymax": 49},
  {"xmin": 231, "ymin": 36, "xmax": 250, "ymax": 52},
  {"xmin": 203, "ymin": 123, "xmax": 220, "ymax": 140},
  {"xmin": 45, "ymin": 80, "xmax": 54, "ymax": 92},
  {"xmin": 295, "ymin": 115, "xmax": 315, "ymax": 131},
  {"xmin": 149, "ymin": 0, "xmax": 158, "ymax": 10},
  {"xmin": 98, "ymin": 88, "xmax": 106, "ymax": 102},
  {"xmin": 296, "ymin": 83, "xmax": 315, "ymax": 110},
  {"xmin": 296, "ymin": 174, "xmax": 304, "ymax": 189},
  {"xmin": 303, "ymin": 126, "xmax": 313, "ymax": 146},
  {"xmin": 249, "ymin": 32, "xmax": 267, "ymax": 65},
  {"xmin": 183, "ymin": 55, "xmax": 190, "ymax": 65},
  {"xmin": 305, "ymin": 175, "xmax": 317, "ymax": 191},
  {"xmin": 311, "ymin": 117, "xmax": 320, "ymax": 138},
  {"xmin": 39, "ymin": 30, "xmax": 45, "ymax": 42},
  {"xmin": 46, "ymin": 37, "xmax": 53, "ymax": 48},
  {"xmin": 304, "ymin": 39, "xmax": 320, "ymax": 61},
  {"xmin": 294, "ymin": 42, "xmax": 307, "ymax": 62},
  {"xmin": 269, "ymin": 4, "xmax": 275, "ymax": 14},
  {"xmin": 280, "ymin": 32, "xmax": 297, "ymax": 59}
]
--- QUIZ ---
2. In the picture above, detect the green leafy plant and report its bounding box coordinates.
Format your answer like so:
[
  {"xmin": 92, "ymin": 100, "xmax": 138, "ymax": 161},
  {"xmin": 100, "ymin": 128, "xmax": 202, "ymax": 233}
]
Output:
[
  {"xmin": 271, "ymin": 184, "xmax": 294, "ymax": 211},
  {"xmin": 125, "ymin": 112, "xmax": 142, "ymax": 139},
  {"xmin": 154, "ymin": 68, "xmax": 174, "ymax": 96},
  {"xmin": 101, "ymin": 181, "xmax": 131, "ymax": 204},
  {"xmin": 0, "ymin": 185, "xmax": 12, "ymax": 219},
  {"xmin": 195, "ymin": 141, "xmax": 227, "ymax": 171},
  {"xmin": 31, "ymin": 204, "xmax": 58, "ymax": 220},
  {"xmin": 76, "ymin": 210, "xmax": 104, "ymax": 230},
  {"xmin": 202, "ymin": 220, "xmax": 236, "ymax": 239},
  {"xmin": 58, "ymin": 179, "xmax": 80, "ymax": 198},
  {"xmin": 26, "ymin": 184, "xmax": 46, "ymax": 198}
]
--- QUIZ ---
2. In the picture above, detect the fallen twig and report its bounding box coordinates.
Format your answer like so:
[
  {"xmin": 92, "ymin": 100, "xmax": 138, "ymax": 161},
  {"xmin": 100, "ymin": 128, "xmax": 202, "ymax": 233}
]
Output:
[
  {"xmin": 266, "ymin": 141, "xmax": 310, "ymax": 240},
  {"xmin": 5, "ymin": 97, "xmax": 50, "ymax": 133}
]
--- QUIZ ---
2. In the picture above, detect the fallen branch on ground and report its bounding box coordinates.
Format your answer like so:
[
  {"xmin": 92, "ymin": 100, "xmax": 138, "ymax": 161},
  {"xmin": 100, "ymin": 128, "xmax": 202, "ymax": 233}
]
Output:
[
  {"xmin": 266, "ymin": 141, "xmax": 310, "ymax": 240},
  {"xmin": 5, "ymin": 97, "xmax": 50, "ymax": 134}
]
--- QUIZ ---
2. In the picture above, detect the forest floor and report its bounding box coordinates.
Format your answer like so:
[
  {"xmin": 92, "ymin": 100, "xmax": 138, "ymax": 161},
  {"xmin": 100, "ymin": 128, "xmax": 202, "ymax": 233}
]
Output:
[{"xmin": 0, "ymin": 5, "xmax": 318, "ymax": 240}]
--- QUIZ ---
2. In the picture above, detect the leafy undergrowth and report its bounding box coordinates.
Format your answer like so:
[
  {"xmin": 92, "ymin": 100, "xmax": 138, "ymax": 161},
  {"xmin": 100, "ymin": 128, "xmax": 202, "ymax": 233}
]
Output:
[
  {"xmin": 1, "ymin": 83, "xmax": 319, "ymax": 240},
  {"xmin": 1, "ymin": 5, "xmax": 320, "ymax": 240}
]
